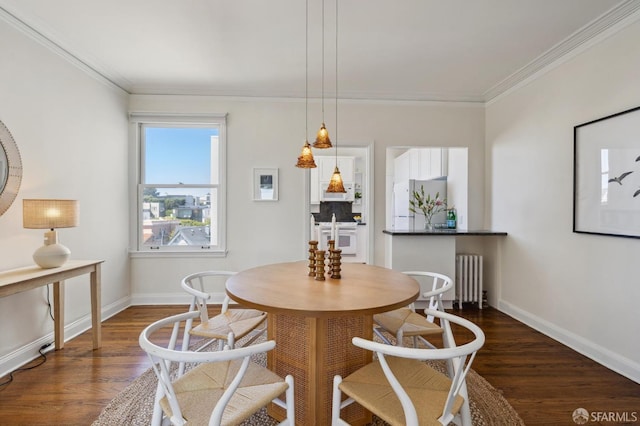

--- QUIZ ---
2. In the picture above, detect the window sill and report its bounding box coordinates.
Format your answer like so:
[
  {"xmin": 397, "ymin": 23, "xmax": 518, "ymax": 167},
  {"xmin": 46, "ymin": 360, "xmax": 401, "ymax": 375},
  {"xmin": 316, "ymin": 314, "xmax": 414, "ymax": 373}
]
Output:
[{"xmin": 129, "ymin": 250, "xmax": 228, "ymax": 259}]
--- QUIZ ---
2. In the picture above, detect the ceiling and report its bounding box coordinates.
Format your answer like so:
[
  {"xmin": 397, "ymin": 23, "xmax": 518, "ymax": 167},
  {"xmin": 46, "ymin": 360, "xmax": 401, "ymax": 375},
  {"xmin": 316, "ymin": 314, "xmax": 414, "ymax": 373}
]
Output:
[{"xmin": 1, "ymin": 0, "xmax": 638, "ymax": 103}]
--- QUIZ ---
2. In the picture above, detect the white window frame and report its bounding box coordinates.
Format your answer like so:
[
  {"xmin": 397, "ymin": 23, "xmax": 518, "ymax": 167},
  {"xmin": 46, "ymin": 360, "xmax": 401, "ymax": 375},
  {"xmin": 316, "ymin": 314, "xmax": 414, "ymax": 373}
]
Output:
[{"xmin": 129, "ymin": 112, "xmax": 227, "ymax": 256}]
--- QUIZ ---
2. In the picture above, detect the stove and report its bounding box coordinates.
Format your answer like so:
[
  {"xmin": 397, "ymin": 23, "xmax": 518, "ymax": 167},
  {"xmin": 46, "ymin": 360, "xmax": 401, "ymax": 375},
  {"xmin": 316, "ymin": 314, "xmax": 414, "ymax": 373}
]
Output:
[{"xmin": 317, "ymin": 222, "xmax": 358, "ymax": 254}]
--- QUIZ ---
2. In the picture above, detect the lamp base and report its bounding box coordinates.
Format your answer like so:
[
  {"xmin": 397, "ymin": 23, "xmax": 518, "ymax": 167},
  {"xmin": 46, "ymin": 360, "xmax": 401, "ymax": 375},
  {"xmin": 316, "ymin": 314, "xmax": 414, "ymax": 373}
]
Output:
[{"xmin": 33, "ymin": 243, "xmax": 71, "ymax": 268}]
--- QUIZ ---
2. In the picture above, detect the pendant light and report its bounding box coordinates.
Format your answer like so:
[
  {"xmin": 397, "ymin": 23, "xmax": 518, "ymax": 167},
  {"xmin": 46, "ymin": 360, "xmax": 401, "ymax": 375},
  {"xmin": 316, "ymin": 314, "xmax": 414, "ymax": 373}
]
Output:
[
  {"xmin": 296, "ymin": 0, "xmax": 317, "ymax": 168},
  {"xmin": 313, "ymin": 0, "xmax": 332, "ymax": 149},
  {"xmin": 326, "ymin": 0, "xmax": 346, "ymax": 193},
  {"xmin": 296, "ymin": 141, "xmax": 316, "ymax": 168}
]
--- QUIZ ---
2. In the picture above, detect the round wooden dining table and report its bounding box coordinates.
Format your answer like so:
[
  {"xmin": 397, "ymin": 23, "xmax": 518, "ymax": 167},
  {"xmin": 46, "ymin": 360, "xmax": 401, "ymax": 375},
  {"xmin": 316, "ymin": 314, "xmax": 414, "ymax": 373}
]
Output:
[{"xmin": 226, "ymin": 261, "xmax": 419, "ymax": 426}]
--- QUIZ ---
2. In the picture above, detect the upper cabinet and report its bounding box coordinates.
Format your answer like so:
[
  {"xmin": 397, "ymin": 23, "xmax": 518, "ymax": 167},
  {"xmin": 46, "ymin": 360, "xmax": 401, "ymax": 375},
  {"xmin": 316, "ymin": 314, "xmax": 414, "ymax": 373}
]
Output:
[
  {"xmin": 310, "ymin": 156, "xmax": 355, "ymax": 204},
  {"xmin": 394, "ymin": 148, "xmax": 446, "ymax": 182}
]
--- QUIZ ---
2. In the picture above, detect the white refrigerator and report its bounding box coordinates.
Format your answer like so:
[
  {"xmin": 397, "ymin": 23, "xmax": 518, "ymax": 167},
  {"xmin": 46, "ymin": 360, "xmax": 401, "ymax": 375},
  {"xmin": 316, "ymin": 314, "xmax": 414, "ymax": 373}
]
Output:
[{"xmin": 393, "ymin": 177, "xmax": 447, "ymax": 229}]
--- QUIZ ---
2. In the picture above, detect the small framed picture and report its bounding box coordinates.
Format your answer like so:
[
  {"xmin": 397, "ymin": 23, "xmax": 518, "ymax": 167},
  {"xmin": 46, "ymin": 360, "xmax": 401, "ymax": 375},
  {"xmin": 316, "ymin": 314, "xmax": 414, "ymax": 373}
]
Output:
[{"xmin": 253, "ymin": 168, "xmax": 278, "ymax": 201}]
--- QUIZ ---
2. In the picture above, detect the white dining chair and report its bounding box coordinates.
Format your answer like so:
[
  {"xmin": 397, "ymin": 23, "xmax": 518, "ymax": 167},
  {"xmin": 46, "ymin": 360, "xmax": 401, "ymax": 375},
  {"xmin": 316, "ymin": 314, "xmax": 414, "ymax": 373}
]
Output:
[
  {"xmin": 373, "ymin": 271, "xmax": 453, "ymax": 348},
  {"xmin": 180, "ymin": 271, "xmax": 267, "ymax": 358},
  {"xmin": 140, "ymin": 310, "xmax": 295, "ymax": 426},
  {"xmin": 332, "ymin": 308, "xmax": 484, "ymax": 426}
]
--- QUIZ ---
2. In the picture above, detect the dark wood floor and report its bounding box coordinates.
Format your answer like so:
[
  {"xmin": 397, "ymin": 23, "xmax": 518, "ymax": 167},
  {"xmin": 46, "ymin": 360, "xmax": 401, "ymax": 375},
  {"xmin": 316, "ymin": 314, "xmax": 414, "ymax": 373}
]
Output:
[{"xmin": 0, "ymin": 305, "xmax": 638, "ymax": 425}]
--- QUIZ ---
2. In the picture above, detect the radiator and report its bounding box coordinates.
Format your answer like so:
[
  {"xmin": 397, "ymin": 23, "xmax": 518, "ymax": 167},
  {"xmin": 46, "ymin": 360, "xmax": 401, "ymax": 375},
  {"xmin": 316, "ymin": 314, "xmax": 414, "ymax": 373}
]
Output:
[{"xmin": 455, "ymin": 254, "xmax": 483, "ymax": 309}]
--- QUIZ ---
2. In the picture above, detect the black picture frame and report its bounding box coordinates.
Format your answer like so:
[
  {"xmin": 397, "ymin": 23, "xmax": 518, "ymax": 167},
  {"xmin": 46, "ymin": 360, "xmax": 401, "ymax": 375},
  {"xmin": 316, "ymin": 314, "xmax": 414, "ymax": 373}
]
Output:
[{"xmin": 573, "ymin": 105, "xmax": 640, "ymax": 239}]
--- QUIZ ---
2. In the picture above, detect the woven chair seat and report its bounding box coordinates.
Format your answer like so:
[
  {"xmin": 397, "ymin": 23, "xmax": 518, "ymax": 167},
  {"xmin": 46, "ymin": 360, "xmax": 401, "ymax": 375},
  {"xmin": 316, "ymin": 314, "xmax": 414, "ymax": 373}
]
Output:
[
  {"xmin": 160, "ymin": 358, "xmax": 288, "ymax": 426},
  {"xmin": 190, "ymin": 309, "xmax": 266, "ymax": 341},
  {"xmin": 374, "ymin": 307, "xmax": 443, "ymax": 337},
  {"xmin": 338, "ymin": 355, "xmax": 464, "ymax": 426}
]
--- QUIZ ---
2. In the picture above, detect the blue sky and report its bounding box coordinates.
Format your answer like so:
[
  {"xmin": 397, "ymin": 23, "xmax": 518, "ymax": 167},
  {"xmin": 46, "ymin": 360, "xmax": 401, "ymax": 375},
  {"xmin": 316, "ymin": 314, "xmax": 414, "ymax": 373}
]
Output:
[{"xmin": 144, "ymin": 127, "xmax": 217, "ymax": 184}]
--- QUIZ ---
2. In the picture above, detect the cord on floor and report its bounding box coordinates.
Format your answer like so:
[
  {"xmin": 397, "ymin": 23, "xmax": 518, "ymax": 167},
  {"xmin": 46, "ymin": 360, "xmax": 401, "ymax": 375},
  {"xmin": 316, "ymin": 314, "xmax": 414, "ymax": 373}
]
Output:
[
  {"xmin": 0, "ymin": 342, "xmax": 54, "ymax": 387},
  {"xmin": 1, "ymin": 286, "xmax": 57, "ymax": 386}
]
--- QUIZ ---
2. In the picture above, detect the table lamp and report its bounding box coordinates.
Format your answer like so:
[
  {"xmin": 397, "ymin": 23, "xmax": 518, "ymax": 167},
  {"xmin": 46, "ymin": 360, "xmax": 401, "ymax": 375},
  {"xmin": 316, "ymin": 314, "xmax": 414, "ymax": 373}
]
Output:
[{"xmin": 23, "ymin": 199, "xmax": 79, "ymax": 268}]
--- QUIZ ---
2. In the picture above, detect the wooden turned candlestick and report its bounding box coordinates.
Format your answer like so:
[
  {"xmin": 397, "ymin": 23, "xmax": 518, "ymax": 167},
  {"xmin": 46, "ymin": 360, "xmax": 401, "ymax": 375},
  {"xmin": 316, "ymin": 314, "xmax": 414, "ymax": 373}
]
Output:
[
  {"xmin": 330, "ymin": 248, "xmax": 342, "ymax": 279},
  {"xmin": 327, "ymin": 240, "xmax": 335, "ymax": 276},
  {"xmin": 308, "ymin": 240, "xmax": 318, "ymax": 276},
  {"xmin": 315, "ymin": 250, "xmax": 326, "ymax": 281}
]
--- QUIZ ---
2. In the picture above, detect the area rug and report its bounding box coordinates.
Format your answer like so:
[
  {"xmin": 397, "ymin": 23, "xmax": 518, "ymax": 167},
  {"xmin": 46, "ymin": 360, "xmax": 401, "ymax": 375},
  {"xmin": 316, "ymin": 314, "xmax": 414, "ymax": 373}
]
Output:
[{"xmin": 93, "ymin": 336, "xmax": 524, "ymax": 426}]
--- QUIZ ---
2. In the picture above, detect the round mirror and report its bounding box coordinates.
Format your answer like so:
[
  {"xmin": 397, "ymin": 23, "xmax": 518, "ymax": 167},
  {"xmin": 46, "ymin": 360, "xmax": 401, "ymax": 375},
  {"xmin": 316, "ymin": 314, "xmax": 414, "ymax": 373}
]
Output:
[{"xmin": 0, "ymin": 120, "xmax": 22, "ymax": 216}]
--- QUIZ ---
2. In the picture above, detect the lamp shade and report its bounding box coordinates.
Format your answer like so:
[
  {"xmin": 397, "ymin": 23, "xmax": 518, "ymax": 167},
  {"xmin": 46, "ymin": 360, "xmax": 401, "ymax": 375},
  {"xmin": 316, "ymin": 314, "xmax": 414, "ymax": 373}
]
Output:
[
  {"xmin": 313, "ymin": 123, "xmax": 332, "ymax": 148},
  {"xmin": 326, "ymin": 166, "xmax": 346, "ymax": 193},
  {"xmin": 23, "ymin": 199, "xmax": 79, "ymax": 229},
  {"xmin": 295, "ymin": 140, "xmax": 317, "ymax": 168}
]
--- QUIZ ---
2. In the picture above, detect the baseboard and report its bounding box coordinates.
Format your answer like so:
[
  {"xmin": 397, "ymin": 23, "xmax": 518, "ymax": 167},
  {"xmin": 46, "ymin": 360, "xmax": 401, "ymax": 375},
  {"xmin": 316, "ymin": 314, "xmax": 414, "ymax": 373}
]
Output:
[
  {"xmin": 130, "ymin": 291, "xmax": 226, "ymax": 305},
  {"xmin": 0, "ymin": 335, "xmax": 57, "ymax": 380},
  {"xmin": 63, "ymin": 296, "xmax": 131, "ymax": 341},
  {"xmin": 0, "ymin": 296, "xmax": 130, "ymax": 379},
  {"xmin": 498, "ymin": 300, "xmax": 640, "ymax": 384}
]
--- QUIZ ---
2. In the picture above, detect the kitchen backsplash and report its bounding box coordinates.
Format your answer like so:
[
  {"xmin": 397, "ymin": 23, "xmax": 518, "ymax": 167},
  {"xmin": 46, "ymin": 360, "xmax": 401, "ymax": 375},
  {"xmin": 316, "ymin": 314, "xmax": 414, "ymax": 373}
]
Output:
[{"xmin": 313, "ymin": 201, "xmax": 357, "ymax": 222}]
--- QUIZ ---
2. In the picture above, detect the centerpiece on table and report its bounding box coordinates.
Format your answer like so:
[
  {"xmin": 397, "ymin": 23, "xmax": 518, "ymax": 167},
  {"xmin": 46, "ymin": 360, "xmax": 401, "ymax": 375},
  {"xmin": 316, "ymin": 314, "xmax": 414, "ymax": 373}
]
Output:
[{"xmin": 409, "ymin": 185, "xmax": 447, "ymax": 231}]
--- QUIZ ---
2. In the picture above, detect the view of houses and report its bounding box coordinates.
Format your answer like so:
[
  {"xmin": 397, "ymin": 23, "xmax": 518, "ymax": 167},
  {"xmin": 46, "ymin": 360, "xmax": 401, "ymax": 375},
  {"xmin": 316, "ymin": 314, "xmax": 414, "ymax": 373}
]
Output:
[{"xmin": 142, "ymin": 192, "xmax": 213, "ymax": 247}]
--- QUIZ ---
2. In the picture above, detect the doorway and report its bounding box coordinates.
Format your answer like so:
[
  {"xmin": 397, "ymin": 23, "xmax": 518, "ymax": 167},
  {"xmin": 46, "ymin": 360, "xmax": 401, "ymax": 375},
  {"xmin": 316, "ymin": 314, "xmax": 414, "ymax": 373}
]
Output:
[
  {"xmin": 304, "ymin": 142, "xmax": 373, "ymax": 263},
  {"xmin": 386, "ymin": 147, "xmax": 468, "ymax": 230}
]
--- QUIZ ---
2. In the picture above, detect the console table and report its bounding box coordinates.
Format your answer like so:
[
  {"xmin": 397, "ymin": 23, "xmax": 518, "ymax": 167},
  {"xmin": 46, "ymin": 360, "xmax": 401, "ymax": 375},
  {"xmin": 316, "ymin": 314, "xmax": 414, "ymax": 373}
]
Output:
[{"xmin": 0, "ymin": 260, "xmax": 104, "ymax": 350}]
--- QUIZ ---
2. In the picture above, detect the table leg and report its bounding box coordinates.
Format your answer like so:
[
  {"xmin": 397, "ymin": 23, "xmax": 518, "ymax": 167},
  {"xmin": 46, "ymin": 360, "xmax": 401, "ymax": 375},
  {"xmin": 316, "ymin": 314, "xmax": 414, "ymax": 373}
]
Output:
[
  {"xmin": 90, "ymin": 263, "xmax": 102, "ymax": 349},
  {"xmin": 53, "ymin": 281, "xmax": 64, "ymax": 350},
  {"xmin": 267, "ymin": 313, "xmax": 372, "ymax": 426}
]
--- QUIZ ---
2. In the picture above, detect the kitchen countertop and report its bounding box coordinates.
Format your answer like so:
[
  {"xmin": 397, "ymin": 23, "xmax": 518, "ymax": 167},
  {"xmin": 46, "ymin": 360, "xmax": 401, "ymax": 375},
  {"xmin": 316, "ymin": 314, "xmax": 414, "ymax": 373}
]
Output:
[
  {"xmin": 383, "ymin": 229, "xmax": 507, "ymax": 236},
  {"xmin": 314, "ymin": 222, "xmax": 367, "ymax": 225}
]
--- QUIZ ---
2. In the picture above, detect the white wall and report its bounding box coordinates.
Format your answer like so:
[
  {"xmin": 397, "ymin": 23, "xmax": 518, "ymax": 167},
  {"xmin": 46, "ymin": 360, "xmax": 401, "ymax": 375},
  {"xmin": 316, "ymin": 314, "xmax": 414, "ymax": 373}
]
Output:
[
  {"xmin": 128, "ymin": 95, "xmax": 485, "ymax": 299},
  {"xmin": 447, "ymin": 148, "xmax": 469, "ymax": 230},
  {"xmin": 0, "ymin": 19, "xmax": 129, "ymax": 374},
  {"xmin": 486, "ymin": 17, "xmax": 640, "ymax": 382}
]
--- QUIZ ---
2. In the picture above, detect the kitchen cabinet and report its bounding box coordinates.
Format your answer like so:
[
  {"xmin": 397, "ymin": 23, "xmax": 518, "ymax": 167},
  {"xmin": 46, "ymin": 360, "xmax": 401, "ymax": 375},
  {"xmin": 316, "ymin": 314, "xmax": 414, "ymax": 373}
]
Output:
[
  {"xmin": 310, "ymin": 156, "xmax": 355, "ymax": 203},
  {"xmin": 318, "ymin": 156, "xmax": 354, "ymax": 183},
  {"xmin": 394, "ymin": 148, "xmax": 445, "ymax": 182},
  {"xmin": 394, "ymin": 151, "xmax": 411, "ymax": 182}
]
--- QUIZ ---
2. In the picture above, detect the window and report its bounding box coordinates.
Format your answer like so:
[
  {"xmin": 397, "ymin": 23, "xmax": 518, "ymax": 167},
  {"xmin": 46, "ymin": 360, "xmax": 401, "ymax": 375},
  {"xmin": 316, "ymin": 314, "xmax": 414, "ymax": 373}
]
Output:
[{"xmin": 130, "ymin": 113, "xmax": 227, "ymax": 254}]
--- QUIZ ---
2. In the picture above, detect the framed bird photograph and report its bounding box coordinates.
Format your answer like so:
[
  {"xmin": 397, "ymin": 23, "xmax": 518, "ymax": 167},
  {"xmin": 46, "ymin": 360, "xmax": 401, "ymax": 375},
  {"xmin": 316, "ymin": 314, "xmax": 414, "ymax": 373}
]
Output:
[{"xmin": 573, "ymin": 105, "xmax": 640, "ymax": 238}]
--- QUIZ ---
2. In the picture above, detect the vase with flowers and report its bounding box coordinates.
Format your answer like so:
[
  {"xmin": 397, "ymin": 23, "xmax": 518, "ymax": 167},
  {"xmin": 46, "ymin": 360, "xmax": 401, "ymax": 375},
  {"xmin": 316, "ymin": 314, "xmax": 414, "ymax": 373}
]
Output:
[{"xmin": 409, "ymin": 186, "xmax": 447, "ymax": 231}]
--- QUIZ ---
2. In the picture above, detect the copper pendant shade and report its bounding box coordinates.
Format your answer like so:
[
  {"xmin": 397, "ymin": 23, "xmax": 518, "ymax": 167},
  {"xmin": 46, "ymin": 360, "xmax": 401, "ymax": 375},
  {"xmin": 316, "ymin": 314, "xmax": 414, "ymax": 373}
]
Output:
[
  {"xmin": 313, "ymin": 0, "xmax": 332, "ymax": 150},
  {"xmin": 296, "ymin": 0, "xmax": 317, "ymax": 169},
  {"xmin": 313, "ymin": 123, "xmax": 332, "ymax": 148},
  {"xmin": 326, "ymin": 166, "xmax": 346, "ymax": 193},
  {"xmin": 324, "ymin": 0, "xmax": 345, "ymax": 193},
  {"xmin": 296, "ymin": 140, "xmax": 317, "ymax": 168}
]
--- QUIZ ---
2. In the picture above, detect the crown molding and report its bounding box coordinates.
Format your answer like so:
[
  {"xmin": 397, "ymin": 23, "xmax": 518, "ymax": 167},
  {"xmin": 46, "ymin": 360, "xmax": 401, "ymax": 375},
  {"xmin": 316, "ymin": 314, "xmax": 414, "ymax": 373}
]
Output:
[
  {"xmin": 484, "ymin": 0, "xmax": 640, "ymax": 103},
  {"xmin": 0, "ymin": 4, "xmax": 130, "ymax": 94},
  {"xmin": 128, "ymin": 84, "xmax": 487, "ymax": 104},
  {"xmin": 128, "ymin": 93, "xmax": 486, "ymax": 108}
]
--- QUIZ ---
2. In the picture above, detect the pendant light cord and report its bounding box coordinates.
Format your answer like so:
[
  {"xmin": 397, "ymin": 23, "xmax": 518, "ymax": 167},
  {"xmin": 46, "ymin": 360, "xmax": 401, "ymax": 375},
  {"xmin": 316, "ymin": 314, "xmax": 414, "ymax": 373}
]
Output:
[
  {"xmin": 321, "ymin": 0, "xmax": 325, "ymax": 123},
  {"xmin": 305, "ymin": 0, "xmax": 309, "ymax": 140},
  {"xmin": 335, "ymin": 0, "xmax": 339, "ymax": 166}
]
